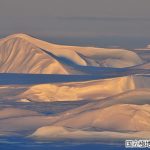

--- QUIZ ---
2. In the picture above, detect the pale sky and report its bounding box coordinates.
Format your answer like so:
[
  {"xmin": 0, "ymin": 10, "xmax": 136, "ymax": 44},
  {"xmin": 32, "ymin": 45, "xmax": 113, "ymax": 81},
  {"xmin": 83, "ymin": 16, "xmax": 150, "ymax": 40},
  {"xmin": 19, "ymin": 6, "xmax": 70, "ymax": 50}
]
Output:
[{"xmin": 1, "ymin": 0, "xmax": 150, "ymax": 38}]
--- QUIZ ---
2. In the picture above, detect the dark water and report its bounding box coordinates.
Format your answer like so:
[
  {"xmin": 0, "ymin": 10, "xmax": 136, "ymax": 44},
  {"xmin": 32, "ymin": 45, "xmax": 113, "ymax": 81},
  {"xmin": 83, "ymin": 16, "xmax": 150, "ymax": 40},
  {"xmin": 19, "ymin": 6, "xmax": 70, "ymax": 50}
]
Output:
[{"xmin": 0, "ymin": 136, "xmax": 128, "ymax": 150}]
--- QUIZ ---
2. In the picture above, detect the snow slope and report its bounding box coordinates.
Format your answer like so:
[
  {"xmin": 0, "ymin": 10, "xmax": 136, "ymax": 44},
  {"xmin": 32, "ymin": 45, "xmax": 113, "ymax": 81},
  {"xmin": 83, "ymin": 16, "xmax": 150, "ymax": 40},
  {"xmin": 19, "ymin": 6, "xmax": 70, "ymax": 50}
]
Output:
[
  {"xmin": 30, "ymin": 105, "xmax": 150, "ymax": 141},
  {"xmin": 30, "ymin": 89, "xmax": 150, "ymax": 140},
  {"xmin": 133, "ymin": 62, "xmax": 150, "ymax": 70},
  {"xmin": 0, "ymin": 34, "xmax": 143, "ymax": 74},
  {"xmin": 15, "ymin": 75, "xmax": 150, "ymax": 102},
  {"xmin": 0, "ymin": 88, "xmax": 150, "ymax": 140},
  {"xmin": 30, "ymin": 125, "xmax": 150, "ymax": 141},
  {"xmin": 20, "ymin": 76, "xmax": 136, "ymax": 101},
  {"xmin": 0, "ymin": 108, "xmax": 56, "ymax": 134},
  {"xmin": 0, "ymin": 75, "xmax": 149, "ymax": 102},
  {"xmin": 0, "ymin": 89, "xmax": 149, "ymax": 140},
  {"xmin": 0, "ymin": 37, "xmax": 70, "ymax": 74},
  {"xmin": 0, "ymin": 76, "xmax": 138, "ymax": 101},
  {"xmin": 0, "ymin": 33, "xmax": 149, "ymax": 142}
]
